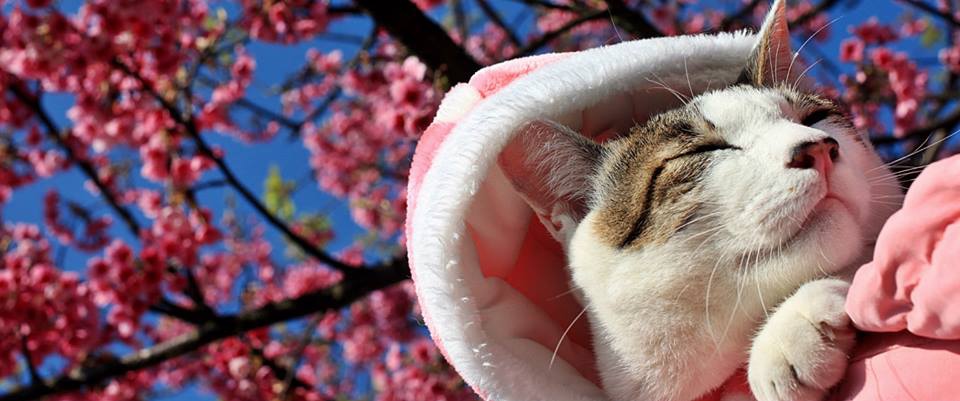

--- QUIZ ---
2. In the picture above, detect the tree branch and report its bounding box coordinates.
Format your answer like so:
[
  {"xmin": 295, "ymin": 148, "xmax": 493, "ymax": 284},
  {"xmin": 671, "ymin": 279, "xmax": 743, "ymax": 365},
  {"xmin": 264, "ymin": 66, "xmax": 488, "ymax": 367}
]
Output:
[
  {"xmin": 792, "ymin": 0, "xmax": 842, "ymax": 27},
  {"xmin": 8, "ymin": 84, "xmax": 142, "ymax": 235},
  {"xmin": 19, "ymin": 335, "xmax": 42, "ymax": 386},
  {"xmin": 512, "ymin": 0, "xmax": 576, "ymax": 11},
  {"xmin": 353, "ymin": 0, "xmax": 482, "ymax": 85},
  {"xmin": 476, "ymin": 0, "xmax": 523, "ymax": 47},
  {"xmin": 279, "ymin": 313, "xmax": 322, "ymax": 401},
  {"xmin": 517, "ymin": 10, "xmax": 608, "ymax": 57},
  {"xmin": 0, "ymin": 262, "xmax": 408, "ymax": 401},
  {"xmin": 899, "ymin": 0, "xmax": 960, "ymax": 28},
  {"xmin": 719, "ymin": 0, "xmax": 764, "ymax": 31},
  {"xmin": 604, "ymin": 0, "xmax": 665, "ymax": 39},
  {"xmin": 112, "ymin": 60, "xmax": 361, "ymax": 275},
  {"xmin": 873, "ymin": 106, "xmax": 960, "ymax": 145}
]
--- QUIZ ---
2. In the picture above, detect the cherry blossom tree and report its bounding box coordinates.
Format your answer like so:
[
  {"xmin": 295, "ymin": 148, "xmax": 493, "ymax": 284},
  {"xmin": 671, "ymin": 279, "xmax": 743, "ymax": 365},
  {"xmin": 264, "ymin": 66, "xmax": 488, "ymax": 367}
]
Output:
[{"xmin": 0, "ymin": 1, "xmax": 957, "ymax": 400}]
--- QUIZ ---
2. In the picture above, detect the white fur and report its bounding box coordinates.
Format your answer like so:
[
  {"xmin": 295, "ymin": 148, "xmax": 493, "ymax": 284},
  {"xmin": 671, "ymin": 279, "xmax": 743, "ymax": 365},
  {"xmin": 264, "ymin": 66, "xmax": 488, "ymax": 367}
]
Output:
[{"xmin": 567, "ymin": 86, "xmax": 902, "ymax": 401}]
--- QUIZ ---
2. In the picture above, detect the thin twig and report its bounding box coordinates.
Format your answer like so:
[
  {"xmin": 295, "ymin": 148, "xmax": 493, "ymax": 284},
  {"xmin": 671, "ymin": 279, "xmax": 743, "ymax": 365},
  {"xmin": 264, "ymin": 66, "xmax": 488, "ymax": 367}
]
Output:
[
  {"xmin": 604, "ymin": 0, "xmax": 665, "ymax": 38},
  {"xmin": 476, "ymin": 0, "xmax": 522, "ymax": 46},
  {"xmin": 353, "ymin": 0, "xmax": 482, "ymax": 85},
  {"xmin": 279, "ymin": 313, "xmax": 323, "ymax": 401},
  {"xmin": 511, "ymin": 0, "xmax": 576, "ymax": 11},
  {"xmin": 112, "ymin": 60, "xmax": 358, "ymax": 275},
  {"xmin": 899, "ymin": 0, "xmax": 960, "ymax": 28},
  {"xmin": 873, "ymin": 106, "xmax": 960, "ymax": 144},
  {"xmin": 719, "ymin": 0, "xmax": 764, "ymax": 31},
  {"xmin": 517, "ymin": 10, "xmax": 608, "ymax": 56},
  {"xmin": 792, "ymin": 0, "xmax": 842, "ymax": 27},
  {"xmin": 20, "ymin": 335, "xmax": 42, "ymax": 385},
  {"xmin": 7, "ymin": 84, "xmax": 142, "ymax": 235}
]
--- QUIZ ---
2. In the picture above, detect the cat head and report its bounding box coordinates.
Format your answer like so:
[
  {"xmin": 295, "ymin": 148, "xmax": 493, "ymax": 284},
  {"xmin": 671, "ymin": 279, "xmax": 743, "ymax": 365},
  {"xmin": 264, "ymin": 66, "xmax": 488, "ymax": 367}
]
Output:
[{"xmin": 500, "ymin": 0, "xmax": 901, "ymax": 296}]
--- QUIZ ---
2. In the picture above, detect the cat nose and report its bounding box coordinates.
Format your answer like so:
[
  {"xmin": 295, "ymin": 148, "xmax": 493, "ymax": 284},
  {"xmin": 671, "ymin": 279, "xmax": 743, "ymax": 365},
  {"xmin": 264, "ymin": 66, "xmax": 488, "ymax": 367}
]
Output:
[{"xmin": 786, "ymin": 137, "xmax": 839, "ymax": 175}]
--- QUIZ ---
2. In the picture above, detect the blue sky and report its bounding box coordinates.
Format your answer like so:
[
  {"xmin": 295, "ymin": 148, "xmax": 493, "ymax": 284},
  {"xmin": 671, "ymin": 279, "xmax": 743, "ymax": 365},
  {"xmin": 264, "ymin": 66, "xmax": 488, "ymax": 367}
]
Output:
[{"xmin": 1, "ymin": 0, "xmax": 930, "ymax": 399}]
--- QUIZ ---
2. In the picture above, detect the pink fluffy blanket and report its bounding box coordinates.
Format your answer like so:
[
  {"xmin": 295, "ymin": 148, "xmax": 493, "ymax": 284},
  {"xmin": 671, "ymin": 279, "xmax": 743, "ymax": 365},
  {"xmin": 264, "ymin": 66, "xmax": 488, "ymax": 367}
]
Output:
[
  {"xmin": 406, "ymin": 31, "xmax": 960, "ymax": 401},
  {"xmin": 830, "ymin": 154, "xmax": 960, "ymax": 401}
]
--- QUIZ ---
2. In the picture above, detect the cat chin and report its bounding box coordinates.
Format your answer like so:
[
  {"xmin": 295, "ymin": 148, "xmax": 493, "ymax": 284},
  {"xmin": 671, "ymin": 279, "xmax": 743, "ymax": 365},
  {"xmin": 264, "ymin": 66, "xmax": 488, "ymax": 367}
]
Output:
[{"xmin": 782, "ymin": 197, "xmax": 865, "ymax": 275}]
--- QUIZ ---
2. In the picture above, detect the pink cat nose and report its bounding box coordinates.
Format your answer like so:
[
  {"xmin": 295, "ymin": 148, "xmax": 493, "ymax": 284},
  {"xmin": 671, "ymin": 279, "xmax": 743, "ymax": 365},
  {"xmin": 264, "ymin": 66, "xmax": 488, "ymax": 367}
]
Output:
[{"xmin": 786, "ymin": 137, "xmax": 839, "ymax": 175}]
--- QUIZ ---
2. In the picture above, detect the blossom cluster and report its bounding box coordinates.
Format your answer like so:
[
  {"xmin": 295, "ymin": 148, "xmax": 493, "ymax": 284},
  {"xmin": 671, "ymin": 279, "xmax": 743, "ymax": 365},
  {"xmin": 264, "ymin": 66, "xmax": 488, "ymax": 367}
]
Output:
[{"xmin": 837, "ymin": 17, "xmax": 930, "ymax": 136}]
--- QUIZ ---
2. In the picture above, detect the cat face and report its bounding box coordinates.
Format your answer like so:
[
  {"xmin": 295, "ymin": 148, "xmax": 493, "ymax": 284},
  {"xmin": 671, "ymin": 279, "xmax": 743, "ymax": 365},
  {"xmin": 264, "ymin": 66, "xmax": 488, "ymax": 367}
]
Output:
[
  {"xmin": 588, "ymin": 84, "xmax": 883, "ymax": 277},
  {"xmin": 500, "ymin": 0, "xmax": 900, "ymax": 292}
]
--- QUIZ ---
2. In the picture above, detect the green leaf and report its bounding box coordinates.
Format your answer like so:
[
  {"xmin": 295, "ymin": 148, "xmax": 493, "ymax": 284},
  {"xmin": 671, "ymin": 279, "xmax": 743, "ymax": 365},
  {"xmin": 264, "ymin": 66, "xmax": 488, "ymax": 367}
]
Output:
[
  {"xmin": 921, "ymin": 19, "xmax": 942, "ymax": 48},
  {"xmin": 263, "ymin": 165, "xmax": 295, "ymax": 220}
]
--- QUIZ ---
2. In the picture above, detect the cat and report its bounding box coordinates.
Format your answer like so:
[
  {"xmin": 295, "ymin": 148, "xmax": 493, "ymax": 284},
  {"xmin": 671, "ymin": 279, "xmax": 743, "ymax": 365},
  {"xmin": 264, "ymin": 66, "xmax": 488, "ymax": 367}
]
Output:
[{"xmin": 498, "ymin": 1, "xmax": 903, "ymax": 401}]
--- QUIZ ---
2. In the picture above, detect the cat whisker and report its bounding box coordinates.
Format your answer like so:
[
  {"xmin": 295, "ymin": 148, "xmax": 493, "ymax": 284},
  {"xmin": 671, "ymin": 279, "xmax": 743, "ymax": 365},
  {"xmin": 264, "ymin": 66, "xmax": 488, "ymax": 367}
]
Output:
[
  {"xmin": 549, "ymin": 306, "xmax": 589, "ymax": 370},
  {"xmin": 881, "ymin": 165, "xmax": 938, "ymax": 177},
  {"xmin": 718, "ymin": 241, "xmax": 754, "ymax": 350},
  {"xmin": 689, "ymin": 225, "xmax": 728, "ymax": 257},
  {"xmin": 675, "ymin": 211, "xmax": 725, "ymax": 233},
  {"xmin": 868, "ymin": 128, "xmax": 960, "ymax": 173},
  {"xmin": 606, "ymin": 8, "xmax": 624, "ymax": 43},
  {"xmin": 684, "ymin": 57, "xmax": 695, "ymax": 100},
  {"xmin": 879, "ymin": 163, "xmax": 938, "ymax": 175},
  {"xmin": 792, "ymin": 58, "xmax": 822, "ymax": 91},
  {"xmin": 673, "ymin": 281, "xmax": 696, "ymax": 304},
  {"xmin": 547, "ymin": 287, "xmax": 579, "ymax": 301},
  {"xmin": 868, "ymin": 199, "xmax": 905, "ymax": 207},
  {"xmin": 753, "ymin": 241, "xmax": 768, "ymax": 320},
  {"xmin": 786, "ymin": 17, "xmax": 840, "ymax": 85},
  {"xmin": 816, "ymin": 246, "xmax": 832, "ymax": 278},
  {"xmin": 705, "ymin": 250, "xmax": 728, "ymax": 352},
  {"xmin": 871, "ymin": 193, "xmax": 907, "ymax": 199},
  {"xmin": 647, "ymin": 72, "xmax": 691, "ymax": 104},
  {"xmin": 721, "ymin": 256, "xmax": 747, "ymax": 344}
]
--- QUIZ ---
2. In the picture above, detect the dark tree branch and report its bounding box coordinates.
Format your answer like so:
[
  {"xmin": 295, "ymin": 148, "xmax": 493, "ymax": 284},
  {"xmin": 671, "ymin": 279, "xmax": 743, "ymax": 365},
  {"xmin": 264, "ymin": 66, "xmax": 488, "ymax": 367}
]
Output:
[
  {"xmin": 451, "ymin": 0, "xmax": 469, "ymax": 43},
  {"xmin": 872, "ymin": 106, "xmax": 960, "ymax": 144},
  {"xmin": 517, "ymin": 10, "xmax": 608, "ymax": 57},
  {"xmin": 719, "ymin": 0, "xmax": 764, "ymax": 31},
  {"xmin": 899, "ymin": 0, "xmax": 960, "ymax": 28},
  {"xmin": 792, "ymin": 0, "xmax": 842, "ymax": 27},
  {"xmin": 20, "ymin": 335, "xmax": 42, "ymax": 385},
  {"xmin": 112, "ymin": 60, "xmax": 362, "ymax": 275},
  {"xmin": 0, "ymin": 263, "xmax": 408, "ymax": 401},
  {"xmin": 178, "ymin": 264, "xmax": 217, "ymax": 318},
  {"xmin": 353, "ymin": 0, "xmax": 482, "ymax": 85},
  {"xmin": 295, "ymin": 32, "xmax": 378, "ymax": 133},
  {"xmin": 150, "ymin": 300, "xmax": 315, "ymax": 396},
  {"xmin": 512, "ymin": 0, "xmax": 576, "ymax": 11},
  {"xmin": 604, "ymin": 0, "xmax": 664, "ymax": 39},
  {"xmin": 279, "ymin": 313, "xmax": 323, "ymax": 401},
  {"xmin": 276, "ymin": 31, "xmax": 376, "ymax": 138},
  {"xmin": 326, "ymin": 5, "xmax": 363, "ymax": 15},
  {"xmin": 8, "ymin": 84, "xmax": 143, "ymax": 235},
  {"xmin": 150, "ymin": 298, "xmax": 213, "ymax": 325},
  {"xmin": 248, "ymin": 346, "xmax": 314, "ymax": 396},
  {"xmin": 476, "ymin": 0, "xmax": 523, "ymax": 47}
]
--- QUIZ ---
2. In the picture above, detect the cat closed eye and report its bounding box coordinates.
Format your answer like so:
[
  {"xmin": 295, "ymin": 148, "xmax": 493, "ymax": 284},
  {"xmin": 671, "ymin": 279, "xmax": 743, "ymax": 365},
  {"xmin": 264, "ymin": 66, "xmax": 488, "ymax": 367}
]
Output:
[{"xmin": 800, "ymin": 108, "xmax": 835, "ymax": 127}]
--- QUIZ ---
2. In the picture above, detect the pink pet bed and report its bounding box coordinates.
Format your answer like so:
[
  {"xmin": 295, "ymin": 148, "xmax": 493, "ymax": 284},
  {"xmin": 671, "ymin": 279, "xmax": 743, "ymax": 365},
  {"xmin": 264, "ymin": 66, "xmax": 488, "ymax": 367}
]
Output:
[{"xmin": 404, "ymin": 29, "xmax": 960, "ymax": 401}]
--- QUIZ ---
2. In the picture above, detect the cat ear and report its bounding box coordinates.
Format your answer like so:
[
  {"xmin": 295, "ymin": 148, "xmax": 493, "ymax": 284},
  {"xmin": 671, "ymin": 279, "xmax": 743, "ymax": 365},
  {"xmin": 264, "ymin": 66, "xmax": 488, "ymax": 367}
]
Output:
[
  {"xmin": 498, "ymin": 119, "xmax": 602, "ymax": 245},
  {"xmin": 742, "ymin": 0, "xmax": 794, "ymax": 87}
]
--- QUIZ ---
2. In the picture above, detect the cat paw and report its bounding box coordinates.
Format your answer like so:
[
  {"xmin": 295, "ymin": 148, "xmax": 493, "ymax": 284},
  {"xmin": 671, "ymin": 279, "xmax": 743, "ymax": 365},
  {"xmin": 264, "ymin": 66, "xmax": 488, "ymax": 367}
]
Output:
[{"xmin": 747, "ymin": 279, "xmax": 855, "ymax": 401}]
